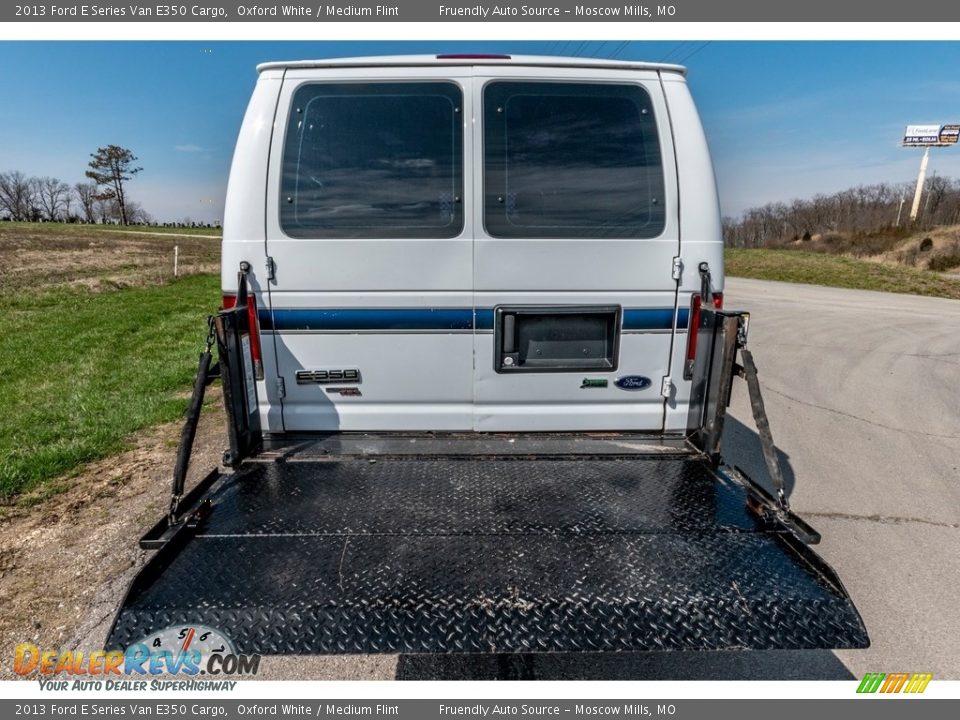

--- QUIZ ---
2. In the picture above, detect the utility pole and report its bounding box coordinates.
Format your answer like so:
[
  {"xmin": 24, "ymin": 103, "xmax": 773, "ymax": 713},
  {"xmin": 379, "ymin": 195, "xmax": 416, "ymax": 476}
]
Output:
[
  {"xmin": 895, "ymin": 191, "xmax": 905, "ymax": 227},
  {"xmin": 909, "ymin": 146, "xmax": 930, "ymax": 222}
]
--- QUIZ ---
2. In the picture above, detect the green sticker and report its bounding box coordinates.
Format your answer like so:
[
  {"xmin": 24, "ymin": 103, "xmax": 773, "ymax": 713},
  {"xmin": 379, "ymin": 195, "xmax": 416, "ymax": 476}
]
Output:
[{"xmin": 580, "ymin": 378, "xmax": 609, "ymax": 389}]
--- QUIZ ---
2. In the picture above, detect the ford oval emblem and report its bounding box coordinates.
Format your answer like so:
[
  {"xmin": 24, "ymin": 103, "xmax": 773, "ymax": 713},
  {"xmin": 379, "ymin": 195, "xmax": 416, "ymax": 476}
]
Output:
[{"xmin": 615, "ymin": 375, "xmax": 652, "ymax": 391}]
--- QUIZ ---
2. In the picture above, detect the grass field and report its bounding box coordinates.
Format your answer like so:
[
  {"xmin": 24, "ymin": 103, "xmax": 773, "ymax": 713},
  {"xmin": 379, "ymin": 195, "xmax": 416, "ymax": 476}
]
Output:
[
  {"xmin": 0, "ymin": 274, "xmax": 220, "ymax": 499},
  {"xmin": 725, "ymin": 248, "xmax": 960, "ymax": 300}
]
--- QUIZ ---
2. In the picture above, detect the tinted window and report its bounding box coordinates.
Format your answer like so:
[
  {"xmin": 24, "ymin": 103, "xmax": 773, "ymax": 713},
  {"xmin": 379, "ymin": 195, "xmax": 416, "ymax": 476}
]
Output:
[
  {"xmin": 280, "ymin": 82, "xmax": 463, "ymax": 238},
  {"xmin": 484, "ymin": 82, "xmax": 665, "ymax": 239}
]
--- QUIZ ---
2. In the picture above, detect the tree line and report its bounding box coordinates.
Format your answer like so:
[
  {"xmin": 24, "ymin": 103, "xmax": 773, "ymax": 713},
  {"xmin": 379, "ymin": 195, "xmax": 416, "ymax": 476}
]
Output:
[
  {"xmin": 723, "ymin": 177, "xmax": 960, "ymax": 248},
  {"xmin": 0, "ymin": 145, "xmax": 147, "ymax": 225}
]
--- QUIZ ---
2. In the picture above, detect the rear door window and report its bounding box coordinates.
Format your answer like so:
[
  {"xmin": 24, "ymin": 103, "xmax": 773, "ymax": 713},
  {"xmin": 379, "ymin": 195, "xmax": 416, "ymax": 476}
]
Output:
[
  {"xmin": 280, "ymin": 82, "xmax": 463, "ymax": 239},
  {"xmin": 483, "ymin": 81, "xmax": 665, "ymax": 239}
]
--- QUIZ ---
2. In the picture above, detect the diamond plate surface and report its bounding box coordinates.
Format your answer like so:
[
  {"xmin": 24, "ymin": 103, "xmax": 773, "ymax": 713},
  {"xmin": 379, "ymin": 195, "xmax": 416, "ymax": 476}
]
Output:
[
  {"xmin": 204, "ymin": 458, "xmax": 756, "ymax": 536},
  {"xmin": 108, "ymin": 456, "xmax": 869, "ymax": 653}
]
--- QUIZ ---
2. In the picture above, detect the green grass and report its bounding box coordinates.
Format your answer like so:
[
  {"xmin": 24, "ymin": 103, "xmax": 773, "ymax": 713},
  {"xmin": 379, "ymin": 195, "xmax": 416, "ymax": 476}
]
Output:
[
  {"xmin": 0, "ymin": 273, "xmax": 220, "ymax": 499},
  {"xmin": 726, "ymin": 248, "xmax": 960, "ymax": 300},
  {"xmin": 0, "ymin": 221, "xmax": 221, "ymax": 237}
]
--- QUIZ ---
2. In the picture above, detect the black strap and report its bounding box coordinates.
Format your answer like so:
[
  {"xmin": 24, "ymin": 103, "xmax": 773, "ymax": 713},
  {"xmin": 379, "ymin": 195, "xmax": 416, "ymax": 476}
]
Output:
[
  {"xmin": 740, "ymin": 348, "xmax": 789, "ymax": 511},
  {"xmin": 169, "ymin": 318, "xmax": 217, "ymax": 523}
]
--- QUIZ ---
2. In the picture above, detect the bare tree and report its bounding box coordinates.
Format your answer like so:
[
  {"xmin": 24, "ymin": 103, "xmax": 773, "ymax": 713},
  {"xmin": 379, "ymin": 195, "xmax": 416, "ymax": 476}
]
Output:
[
  {"xmin": 923, "ymin": 175, "xmax": 950, "ymax": 221},
  {"xmin": 35, "ymin": 176, "xmax": 71, "ymax": 222},
  {"xmin": 122, "ymin": 199, "xmax": 152, "ymax": 225},
  {"xmin": 0, "ymin": 171, "xmax": 36, "ymax": 221},
  {"xmin": 94, "ymin": 196, "xmax": 117, "ymax": 224},
  {"xmin": 723, "ymin": 178, "xmax": 960, "ymax": 247},
  {"xmin": 85, "ymin": 145, "xmax": 143, "ymax": 225},
  {"xmin": 74, "ymin": 182, "xmax": 98, "ymax": 223}
]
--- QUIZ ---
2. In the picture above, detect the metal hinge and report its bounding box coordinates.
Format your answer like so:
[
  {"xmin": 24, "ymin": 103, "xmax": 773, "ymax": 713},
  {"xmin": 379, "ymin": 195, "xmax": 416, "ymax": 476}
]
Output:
[
  {"xmin": 671, "ymin": 256, "xmax": 683, "ymax": 281},
  {"xmin": 275, "ymin": 377, "xmax": 286, "ymax": 399},
  {"xmin": 660, "ymin": 377, "xmax": 674, "ymax": 399},
  {"xmin": 265, "ymin": 256, "xmax": 276, "ymax": 282}
]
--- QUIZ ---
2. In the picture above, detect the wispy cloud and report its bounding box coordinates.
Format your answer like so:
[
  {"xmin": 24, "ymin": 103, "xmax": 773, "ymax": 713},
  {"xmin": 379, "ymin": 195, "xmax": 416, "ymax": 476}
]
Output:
[{"xmin": 174, "ymin": 144, "xmax": 207, "ymax": 153}]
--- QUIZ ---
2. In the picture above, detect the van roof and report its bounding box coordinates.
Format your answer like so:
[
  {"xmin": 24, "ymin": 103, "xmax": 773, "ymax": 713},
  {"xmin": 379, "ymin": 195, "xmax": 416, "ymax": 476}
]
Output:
[{"xmin": 256, "ymin": 55, "xmax": 687, "ymax": 75}]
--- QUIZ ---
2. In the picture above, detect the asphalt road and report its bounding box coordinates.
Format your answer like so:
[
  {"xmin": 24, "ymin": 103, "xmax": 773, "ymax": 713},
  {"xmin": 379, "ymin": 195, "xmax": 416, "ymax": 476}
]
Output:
[
  {"xmin": 199, "ymin": 279, "xmax": 960, "ymax": 680},
  {"xmin": 722, "ymin": 277, "xmax": 960, "ymax": 680}
]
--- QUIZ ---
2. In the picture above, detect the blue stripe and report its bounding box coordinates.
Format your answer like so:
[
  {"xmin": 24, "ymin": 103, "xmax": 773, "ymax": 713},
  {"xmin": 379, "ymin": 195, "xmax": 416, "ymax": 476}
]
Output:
[
  {"xmin": 623, "ymin": 308, "xmax": 689, "ymax": 331},
  {"xmin": 475, "ymin": 309, "xmax": 494, "ymax": 331},
  {"xmin": 259, "ymin": 307, "xmax": 689, "ymax": 331},
  {"xmin": 262, "ymin": 308, "xmax": 474, "ymax": 331}
]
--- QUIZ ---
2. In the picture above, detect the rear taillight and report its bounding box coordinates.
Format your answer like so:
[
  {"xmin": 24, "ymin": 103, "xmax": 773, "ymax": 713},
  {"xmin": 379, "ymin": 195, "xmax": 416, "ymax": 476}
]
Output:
[
  {"xmin": 686, "ymin": 294, "xmax": 703, "ymax": 374},
  {"xmin": 222, "ymin": 292, "xmax": 263, "ymax": 380},
  {"xmin": 684, "ymin": 292, "xmax": 723, "ymax": 378}
]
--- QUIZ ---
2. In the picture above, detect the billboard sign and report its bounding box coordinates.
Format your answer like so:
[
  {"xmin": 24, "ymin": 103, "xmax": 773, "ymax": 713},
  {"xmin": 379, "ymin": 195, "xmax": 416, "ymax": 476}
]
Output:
[
  {"xmin": 938, "ymin": 124, "xmax": 960, "ymax": 144},
  {"xmin": 903, "ymin": 124, "xmax": 960, "ymax": 146}
]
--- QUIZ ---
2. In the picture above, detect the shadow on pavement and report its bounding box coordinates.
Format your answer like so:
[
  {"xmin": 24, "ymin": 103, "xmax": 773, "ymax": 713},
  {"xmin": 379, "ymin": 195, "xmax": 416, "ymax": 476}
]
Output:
[
  {"xmin": 395, "ymin": 650, "xmax": 855, "ymax": 680},
  {"xmin": 721, "ymin": 415, "xmax": 797, "ymax": 499}
]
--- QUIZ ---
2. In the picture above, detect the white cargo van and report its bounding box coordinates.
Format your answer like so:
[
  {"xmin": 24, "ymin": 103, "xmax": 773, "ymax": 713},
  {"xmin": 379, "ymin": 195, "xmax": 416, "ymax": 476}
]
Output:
[
  {"xmin": 222, "ymin": 54, "xmax": 723, "ymax": 435},
  {"xmin": 107, "ymin": 56, "xmax": 868, "ymax": 657}
]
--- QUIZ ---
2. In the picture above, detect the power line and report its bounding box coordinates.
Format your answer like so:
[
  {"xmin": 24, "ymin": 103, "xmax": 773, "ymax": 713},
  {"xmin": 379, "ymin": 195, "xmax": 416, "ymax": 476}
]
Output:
[
  {"xmin": 609, "ymin": 41, "xmax": 631, "ymax": 59},
  {"xmin": 676, "ymin": 41, "xmax": 712, "ymax": 65},
  {"xmin": 661, "ymin": 42, "xmax": 689, "ymax": 62}
]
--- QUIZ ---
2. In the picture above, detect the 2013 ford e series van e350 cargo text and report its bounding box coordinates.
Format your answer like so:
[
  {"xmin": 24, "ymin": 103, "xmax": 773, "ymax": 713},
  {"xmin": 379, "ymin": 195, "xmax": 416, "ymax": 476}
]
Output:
[{"xmin": 107, "ymin": 56, "xmax": 870, "ymax": 656}]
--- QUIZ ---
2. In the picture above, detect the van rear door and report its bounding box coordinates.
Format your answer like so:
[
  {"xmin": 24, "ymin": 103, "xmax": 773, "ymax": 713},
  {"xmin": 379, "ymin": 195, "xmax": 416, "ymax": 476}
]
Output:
[
  {"xmin": 471, "ymin": 67, "xmax": 681, "ymax": 431},
  {"xmin": 264, "ymin": 67, "xmax": 473, "ymax": 431}
]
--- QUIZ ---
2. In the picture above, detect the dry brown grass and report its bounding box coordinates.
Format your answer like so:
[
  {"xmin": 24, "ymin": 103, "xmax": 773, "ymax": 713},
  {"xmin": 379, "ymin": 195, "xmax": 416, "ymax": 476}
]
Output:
[
  {"xmin": 771, "ymin": 225, "xmax": 960, "ymax": 275},
  {"xmin": 779, "ymin": 224, "xmax": 960, "ymax": 275},
  {"xmin": 0, "ymin": 223, "xmax": 220, "ymax": 293}
]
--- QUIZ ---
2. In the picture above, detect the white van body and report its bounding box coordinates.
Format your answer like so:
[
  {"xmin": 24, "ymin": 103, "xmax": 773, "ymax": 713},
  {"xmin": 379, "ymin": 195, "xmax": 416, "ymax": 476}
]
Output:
[{"xmin": 221, "ymin": 55, "xmax": 724, "ymax": 436}]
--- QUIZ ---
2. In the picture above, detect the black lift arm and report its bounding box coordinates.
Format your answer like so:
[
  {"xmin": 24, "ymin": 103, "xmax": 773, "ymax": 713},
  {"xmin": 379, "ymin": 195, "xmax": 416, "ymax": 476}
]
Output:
[
  {"xmin": 686, "ymin": 305, "xmax": 823, "ymax": 544},
  {"xmin": 168, "ymin": 317, "xmax": 218, "ymax": 524},
  {"xmin": 142, "ymin": 265, "xmax": 263, "ymax": 549}
]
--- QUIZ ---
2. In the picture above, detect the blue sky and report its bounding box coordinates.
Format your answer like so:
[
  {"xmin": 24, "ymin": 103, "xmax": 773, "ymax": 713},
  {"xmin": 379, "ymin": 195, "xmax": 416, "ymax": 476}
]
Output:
[{"xmin": 2, "ymin": 40, "xmax": 960, "ymax": 223}]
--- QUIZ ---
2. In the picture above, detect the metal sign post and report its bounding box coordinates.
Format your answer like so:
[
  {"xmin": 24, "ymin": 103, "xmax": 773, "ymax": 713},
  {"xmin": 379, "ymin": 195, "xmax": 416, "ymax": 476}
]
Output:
[{"xmin": 902, "ymin": 124, "xmax": 959, "ymax": 222}]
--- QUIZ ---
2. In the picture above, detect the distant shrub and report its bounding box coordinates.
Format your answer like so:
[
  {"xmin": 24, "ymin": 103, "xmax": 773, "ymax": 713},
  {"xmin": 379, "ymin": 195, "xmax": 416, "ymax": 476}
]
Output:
[
  {"xmin": 900, "ymin": 247, "xmax": 920, "ymax": 266},
  {"xmin": 920, "ymin": 238, "xmax": 934, "ymax": 251},
  {"xmin": 816, "ymin": 232, "xmax": 892, "ymax": 256},
  {"xmin": 929, "ymin": 252, "xmax": 960, "ymax": 272},
  {"xmin": 856, "ymin": 234, "xmax": 908, "ymax": 257},
  {"xmin": 816, "ymin": 233, "xmax": 842, "ymax": 250},
  {"xmin": 802, "ymin": 231, "xmax": 812, "ymax": 241}
]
